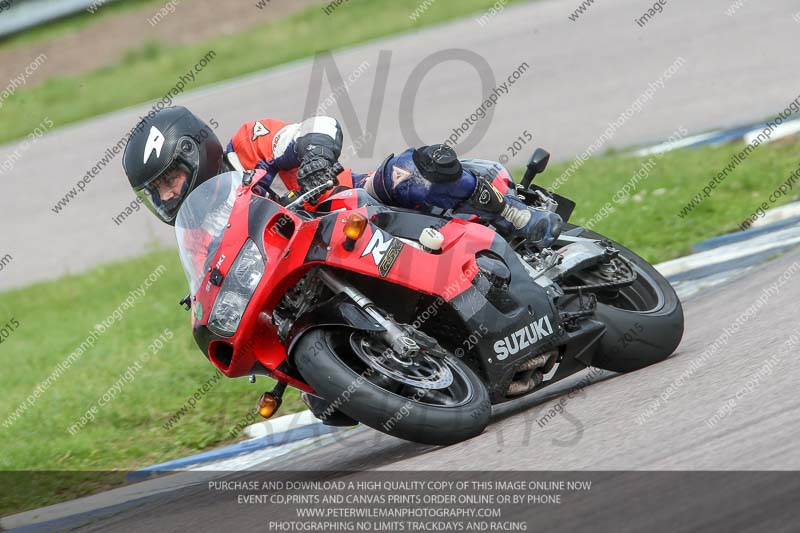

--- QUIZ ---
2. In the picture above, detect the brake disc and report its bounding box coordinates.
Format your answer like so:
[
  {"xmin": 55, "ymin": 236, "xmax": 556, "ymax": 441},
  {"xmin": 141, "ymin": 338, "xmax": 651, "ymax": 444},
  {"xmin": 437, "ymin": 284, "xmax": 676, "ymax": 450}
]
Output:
[
  {"xmin": 349, "ymin": 333, "xmax": 453, "ymax": 389},
  {"xmin": 562, "ymin": 255, "xmax": 637, "ymax": 292}
]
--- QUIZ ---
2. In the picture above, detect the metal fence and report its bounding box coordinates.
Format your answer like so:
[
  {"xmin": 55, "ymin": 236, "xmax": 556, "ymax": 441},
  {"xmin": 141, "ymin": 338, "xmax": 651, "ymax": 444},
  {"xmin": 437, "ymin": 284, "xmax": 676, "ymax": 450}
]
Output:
[{"xmin": 0, "ymin": 0, "xmax": 122, "ymax": 39}]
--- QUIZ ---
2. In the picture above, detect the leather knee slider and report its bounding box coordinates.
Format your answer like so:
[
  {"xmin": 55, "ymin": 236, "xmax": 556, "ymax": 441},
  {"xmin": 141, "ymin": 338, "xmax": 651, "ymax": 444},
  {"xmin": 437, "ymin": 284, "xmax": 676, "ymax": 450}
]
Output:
[{"xmin": 412, "ymin": 144, "xmax": 462, "ymax": 183}]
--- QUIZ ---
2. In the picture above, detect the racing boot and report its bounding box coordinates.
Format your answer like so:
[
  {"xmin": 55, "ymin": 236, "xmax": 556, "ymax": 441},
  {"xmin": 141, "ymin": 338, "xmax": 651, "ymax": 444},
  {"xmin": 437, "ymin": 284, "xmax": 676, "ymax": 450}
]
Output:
[
  {"xmin": 301, "ymin": 392, "xmax": 359, "ymax": 427},
  {"xmin": 458, "ymin": 176, "xmax": 564, "ymax": 249}
]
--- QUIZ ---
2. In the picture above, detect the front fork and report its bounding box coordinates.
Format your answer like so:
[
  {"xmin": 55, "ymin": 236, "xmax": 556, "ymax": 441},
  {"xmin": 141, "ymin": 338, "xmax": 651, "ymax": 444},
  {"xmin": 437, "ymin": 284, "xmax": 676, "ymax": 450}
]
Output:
[
  {"xmin": 316, "ymin": 268, "xmax": 450, "ymax": 361},
  {"xmin": 316, "ymin": 269, "xmax": 421, "ymax": 359},
  {"xmin": 258, "ymin": 268, "xmax": 429, "ymax": 420}
]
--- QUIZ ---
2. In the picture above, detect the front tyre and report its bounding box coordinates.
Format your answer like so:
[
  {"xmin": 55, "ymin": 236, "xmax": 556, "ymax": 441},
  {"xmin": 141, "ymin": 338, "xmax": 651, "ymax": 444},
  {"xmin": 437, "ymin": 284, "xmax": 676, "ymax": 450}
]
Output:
[{"xmin": 294, "ymin": 328, "xmax": 491, "ymax": 446}]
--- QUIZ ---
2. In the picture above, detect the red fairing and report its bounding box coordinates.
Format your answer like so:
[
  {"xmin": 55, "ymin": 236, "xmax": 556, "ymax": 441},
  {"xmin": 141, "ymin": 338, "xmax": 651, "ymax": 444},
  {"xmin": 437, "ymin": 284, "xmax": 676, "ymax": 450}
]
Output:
[
  {"xmin": 190, "ymin": 186, "xmax": 492, "ymax": 389},
  {"xmin": 324, "ymin": 220, "xmax": 492, "ymax": 298}
]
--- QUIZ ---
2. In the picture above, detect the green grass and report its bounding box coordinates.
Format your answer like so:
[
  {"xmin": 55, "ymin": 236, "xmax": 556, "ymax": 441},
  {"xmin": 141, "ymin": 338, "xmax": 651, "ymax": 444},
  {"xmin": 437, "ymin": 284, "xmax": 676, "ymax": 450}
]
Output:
[
  {"xmin": 0, "ymin": 249, "xmax": 305, "ymax": 515},
  {"xmin": 0, "ymin": 0, "xmax": 529, "ymax": 144},
  {"xmin": 537, "ymin": 140, "xmax": 800, "ymax": 264},
  {"xmin": 1, "ymin": 140, "xmax": 798, "ymax": 515}
]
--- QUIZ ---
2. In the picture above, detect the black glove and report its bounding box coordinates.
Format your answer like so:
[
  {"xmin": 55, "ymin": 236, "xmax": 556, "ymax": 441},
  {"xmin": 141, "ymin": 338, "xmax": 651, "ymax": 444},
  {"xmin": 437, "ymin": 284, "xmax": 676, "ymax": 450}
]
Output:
[{"xmin": 297, "ymin": 156, "xmax": 338, "ymax": 204}]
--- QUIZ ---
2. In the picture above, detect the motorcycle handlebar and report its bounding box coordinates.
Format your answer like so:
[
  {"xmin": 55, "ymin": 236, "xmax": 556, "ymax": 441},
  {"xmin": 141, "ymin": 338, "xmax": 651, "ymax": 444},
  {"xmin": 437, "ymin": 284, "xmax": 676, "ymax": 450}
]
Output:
[
  {"xmin": 280, "ymin": 162, "xmax": 345, "ymax": 211},
  {"xmin": 280, "ymin": 161, "xmax": 344, "ymax": 210},
  {"xmin": 284, "ymin": 179, "xmax": 335, "ymax": 211}
]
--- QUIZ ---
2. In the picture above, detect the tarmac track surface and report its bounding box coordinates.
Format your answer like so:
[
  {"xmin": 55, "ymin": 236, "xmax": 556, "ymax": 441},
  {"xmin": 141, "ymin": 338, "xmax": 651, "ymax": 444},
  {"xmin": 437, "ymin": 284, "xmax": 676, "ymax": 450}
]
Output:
[
  {"xmin": 72, "ymin": 249, "xmax": 800, "ymax": 532},
  {"xmin": 1, "ymin": 0, "xmax": 799, "ymax": 289}
]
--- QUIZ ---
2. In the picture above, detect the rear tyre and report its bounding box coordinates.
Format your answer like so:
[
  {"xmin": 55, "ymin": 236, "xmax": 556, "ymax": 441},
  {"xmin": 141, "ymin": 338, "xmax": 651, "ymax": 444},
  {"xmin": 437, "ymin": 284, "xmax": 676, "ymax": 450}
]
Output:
[
  {"xmin": 565, "ymin": 227, "xmax": 684, "ymax": 373},
  {"xmin": 294, "ymin": 327, "xmax": 491, "ymax": 446}
]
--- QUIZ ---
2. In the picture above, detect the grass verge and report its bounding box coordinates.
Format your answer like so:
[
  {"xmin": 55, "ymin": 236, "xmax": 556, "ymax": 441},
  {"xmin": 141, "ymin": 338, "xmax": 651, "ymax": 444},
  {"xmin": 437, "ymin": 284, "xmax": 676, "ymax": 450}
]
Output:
[
  {"xmin": 2, "ymin": 140, "xmax": 799, "ymax": 515},
  {"xmin": 1, "ymin": 0, "xmax": 528, "ymax": 145},
  {"xmin": 0, "ymin": 249, "xmax": 305, "ymax": 516},
  {"xmin": 538, "ymin": 140, "xmax": 800, "ymax": 263}
]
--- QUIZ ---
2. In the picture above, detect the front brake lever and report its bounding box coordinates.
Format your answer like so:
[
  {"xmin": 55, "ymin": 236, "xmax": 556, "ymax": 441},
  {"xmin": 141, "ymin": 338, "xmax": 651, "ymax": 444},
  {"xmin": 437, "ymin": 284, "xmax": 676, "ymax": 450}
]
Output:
[
  {"xmin": 283, "ymin": 180, "xmax": 335, "ymax": 210},
  {"xmin": 282, "ymin": 162, "xmax": 345, "ymax": 210}
]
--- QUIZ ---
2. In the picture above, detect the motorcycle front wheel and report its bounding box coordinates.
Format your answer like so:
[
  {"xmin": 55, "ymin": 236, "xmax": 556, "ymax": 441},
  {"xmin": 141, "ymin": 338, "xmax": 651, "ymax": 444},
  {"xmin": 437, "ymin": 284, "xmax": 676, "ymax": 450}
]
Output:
[{"xmin": 294, "ymin": 327, "xmax": 491, "ymax": 446}]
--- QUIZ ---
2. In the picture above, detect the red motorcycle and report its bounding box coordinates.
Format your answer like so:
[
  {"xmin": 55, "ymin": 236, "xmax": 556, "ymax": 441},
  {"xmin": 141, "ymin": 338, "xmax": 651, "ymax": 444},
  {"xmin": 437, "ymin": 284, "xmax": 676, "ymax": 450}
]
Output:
[{"xmin": 175, "ymin": 150, "xmax": 683, "ymax": 445}]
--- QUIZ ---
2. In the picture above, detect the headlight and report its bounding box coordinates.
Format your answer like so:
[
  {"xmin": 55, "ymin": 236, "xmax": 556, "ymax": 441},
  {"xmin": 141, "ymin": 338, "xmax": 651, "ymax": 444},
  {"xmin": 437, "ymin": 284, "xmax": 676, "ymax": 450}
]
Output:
[{"xmin": 208, "ymin": 240, "xmax": 265, "ymax": 336}]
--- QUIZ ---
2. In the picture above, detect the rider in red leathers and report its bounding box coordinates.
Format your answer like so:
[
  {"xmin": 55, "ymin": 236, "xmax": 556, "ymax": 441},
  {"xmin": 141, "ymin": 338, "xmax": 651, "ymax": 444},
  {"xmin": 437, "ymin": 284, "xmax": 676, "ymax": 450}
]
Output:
[{"xmin": 122, "ymin": 106, "xmax": 562, "ymax": 425}]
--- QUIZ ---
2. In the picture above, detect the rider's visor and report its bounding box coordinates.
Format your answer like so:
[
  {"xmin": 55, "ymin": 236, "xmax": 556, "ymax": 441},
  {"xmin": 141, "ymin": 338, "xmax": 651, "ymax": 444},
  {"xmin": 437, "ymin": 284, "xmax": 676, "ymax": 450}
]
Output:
[
  {"xmin": 135, "ymin": 137, "xmax": 200, "ymax": 224},
  {"xmin": 136, "ymin": 162, "xmax": 194, "ymax": 224}
]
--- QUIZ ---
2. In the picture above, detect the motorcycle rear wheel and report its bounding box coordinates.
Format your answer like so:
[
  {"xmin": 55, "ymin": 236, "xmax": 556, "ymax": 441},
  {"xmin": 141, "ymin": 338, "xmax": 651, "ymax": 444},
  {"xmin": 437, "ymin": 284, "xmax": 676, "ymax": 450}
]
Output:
[
  {"xmin": 294, "ymin": 327, "xmax": 491, "ymax": 446},
  {"xmin": 564, "ymin": 226, "xmax": 684, "ymax": 372}
]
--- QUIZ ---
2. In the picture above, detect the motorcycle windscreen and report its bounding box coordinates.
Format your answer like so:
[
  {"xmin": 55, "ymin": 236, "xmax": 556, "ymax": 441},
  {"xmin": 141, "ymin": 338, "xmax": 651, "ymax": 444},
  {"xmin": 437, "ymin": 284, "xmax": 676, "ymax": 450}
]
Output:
[{"xmin": 174, "ymin": 171, "xmax": 241, "ymax": 294}]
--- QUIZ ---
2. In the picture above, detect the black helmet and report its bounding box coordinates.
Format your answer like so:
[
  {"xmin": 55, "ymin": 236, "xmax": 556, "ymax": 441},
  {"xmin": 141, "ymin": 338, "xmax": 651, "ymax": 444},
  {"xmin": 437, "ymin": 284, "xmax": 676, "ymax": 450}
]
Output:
[{"xmin": 122, "ymin": 106, "xmax": 223, "ymax": 225}]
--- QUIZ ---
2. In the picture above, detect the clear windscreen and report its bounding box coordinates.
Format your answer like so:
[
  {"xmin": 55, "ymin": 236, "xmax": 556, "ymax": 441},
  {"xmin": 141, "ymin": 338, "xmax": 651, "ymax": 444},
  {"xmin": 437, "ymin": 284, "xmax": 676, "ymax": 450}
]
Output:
[{"xmin": 174, "ymin": 171, "xmax": 240, "ymax": 294}]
